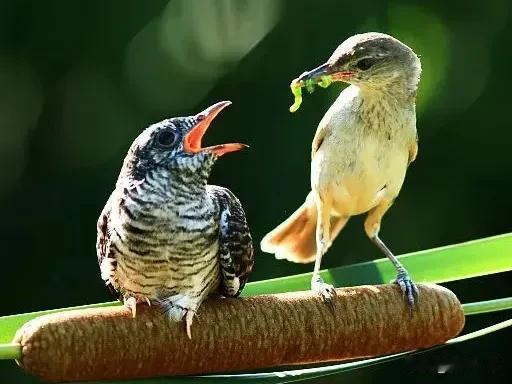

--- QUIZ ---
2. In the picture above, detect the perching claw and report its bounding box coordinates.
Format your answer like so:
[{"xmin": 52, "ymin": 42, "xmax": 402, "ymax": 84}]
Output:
[
  {"xmin": 124, "ymin": 296, "xmax": 137, "ymax": 318},
  {"xmin": 185, "ymin": 310, "xmax": 195, "ymax": 339}
]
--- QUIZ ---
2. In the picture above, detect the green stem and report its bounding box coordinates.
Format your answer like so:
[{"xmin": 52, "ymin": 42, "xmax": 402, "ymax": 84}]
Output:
[
  {"xmin": 462, "ymin": 297, "xmax": 512, "ymax": 316},
  {"xmin": 0, "ymin": 343, "xmax": 21, "ymax": 360}
]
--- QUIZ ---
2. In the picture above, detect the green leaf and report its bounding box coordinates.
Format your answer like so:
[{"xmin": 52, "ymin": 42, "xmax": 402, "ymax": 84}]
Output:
[
  {"xmin": 244, "ymin": 232, "xmax": 512, "ymax": 296},
  {"xmin": 1, "ymin": 233, "xmax": 512, "ymax": 344}
]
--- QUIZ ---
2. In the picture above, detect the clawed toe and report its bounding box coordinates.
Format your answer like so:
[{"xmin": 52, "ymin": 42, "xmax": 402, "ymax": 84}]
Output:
[
  {"xmin": 393, "ymin": 273, "xmax": 418, "ymax": 308},
  {"xmin": 124, "ymin": 296, "xmax": 137, "ymax": 318},
  {"xmin": 185, "ymin": 310, "xmax": 195, "ymax": 339},
  {"xmin": 153, "ymin": 297, "xmax": 198, "ymax": 338},
  {"xmin": 123, "ymin": 295, "xmax": 152, "ymax": 318},
  {"xmin": 312, "ymin": 278, "xmax": 337, "ymax": 306}
]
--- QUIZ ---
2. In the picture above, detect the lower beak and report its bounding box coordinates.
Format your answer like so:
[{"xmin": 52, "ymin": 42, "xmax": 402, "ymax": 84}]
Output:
[
  {"xmin": 183, "ymin": 101, "xmax": 248, "ymax": 156},
  {"xmin": 298, "ymin": 63, "xmax": 354, "ymax": 83}
]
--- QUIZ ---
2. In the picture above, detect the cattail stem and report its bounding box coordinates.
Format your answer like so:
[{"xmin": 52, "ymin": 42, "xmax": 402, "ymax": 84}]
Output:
[
  {"xmin": 463, "ymin": 297, "xmax": 512, "ymax": 316},
  {"xmin": 0, "ymin": 343, "xmax": 21, "ymax": 360},
  {"xmin": 12, "ymin": 283, "xmax": 465, "ymax": 382}
]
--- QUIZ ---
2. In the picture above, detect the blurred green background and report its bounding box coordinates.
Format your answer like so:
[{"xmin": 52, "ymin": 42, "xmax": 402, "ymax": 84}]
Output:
[{"xmin": 1, "ymin": 0, "xmax": 511, "ymax": 381}]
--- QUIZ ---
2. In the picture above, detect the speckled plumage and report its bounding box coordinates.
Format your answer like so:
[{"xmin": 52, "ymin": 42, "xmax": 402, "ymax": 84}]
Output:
[{"xmin": 97, "ymin": 102, "xmax": 253, "ymax": 335}]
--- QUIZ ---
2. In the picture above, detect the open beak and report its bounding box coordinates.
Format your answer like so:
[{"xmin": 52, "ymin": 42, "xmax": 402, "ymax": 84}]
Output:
[
  {"xmin": 183, "ymin": 101, "xmax": 248, "ymax": 156},
  {"xmin": 298, "ymin": 62, "xmax": 354, "ymax": 83}
]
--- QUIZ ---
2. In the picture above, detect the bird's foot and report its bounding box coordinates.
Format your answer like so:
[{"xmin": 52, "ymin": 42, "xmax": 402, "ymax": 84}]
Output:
[
  {"xmin": 166, "ymin": 306, "xmax": 196, "ymax": 339},
  {"xmin": 392, "ymin": 271, "xmax": 418, "ymax": 308},
  {"xmin": 123, "ymin": 294, "xmax": 152, "ymax": 318},
  {"xmin": 311, "ymin": 276, "xmax": 337, "ymax": 305},
  {"xmin": 154, "ymin": 294, "xmax": 197, "ymax": 338}
]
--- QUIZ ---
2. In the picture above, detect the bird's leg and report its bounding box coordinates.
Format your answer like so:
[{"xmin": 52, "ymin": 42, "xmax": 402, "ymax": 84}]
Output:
[
  {"xmin": 365, "ymin": 199, "xmax": 418, "ymax": 307},
  {"xmin": 311, "ymin": 194, "xmax": 336, "ymax": 303},
  {"xmin": 372, "ymin": 235, "xmax": 418, "ymax": 307}
]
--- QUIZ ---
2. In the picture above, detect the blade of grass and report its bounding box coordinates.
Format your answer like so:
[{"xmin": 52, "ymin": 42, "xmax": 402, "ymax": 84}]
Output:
[
  {"xmin": 244, "ymin": 232, "xmax": 512, "ymax": 296},
  {"xmin": 1, "ymin": 233, "xmax": 512, "ymax": 344}
]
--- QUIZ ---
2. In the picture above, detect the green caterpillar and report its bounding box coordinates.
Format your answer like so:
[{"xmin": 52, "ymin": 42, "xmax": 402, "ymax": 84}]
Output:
[{"xmin": 289, "ymin": 76, "xmax": 333, "ymax": 113}]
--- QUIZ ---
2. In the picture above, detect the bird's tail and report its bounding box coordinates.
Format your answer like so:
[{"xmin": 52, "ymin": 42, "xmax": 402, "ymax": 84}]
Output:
[{"xmin": 260, "ymin": 192, "xmax": 319, "ymax": 263}]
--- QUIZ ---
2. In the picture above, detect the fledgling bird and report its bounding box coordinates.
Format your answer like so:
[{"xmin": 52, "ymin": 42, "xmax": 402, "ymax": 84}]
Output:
[
  {"xmin": 96, "ymin": 101, "xmax": 254, "ymax": 337},
  {"xmin": 261, "ymin": 33, "xmax": 421, "ymax": 306}
]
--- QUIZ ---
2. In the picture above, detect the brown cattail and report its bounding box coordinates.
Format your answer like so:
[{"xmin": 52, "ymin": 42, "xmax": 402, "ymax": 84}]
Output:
[{"xmin": 14, "ymin": 283, "xmax": 464, "ymax": 382}]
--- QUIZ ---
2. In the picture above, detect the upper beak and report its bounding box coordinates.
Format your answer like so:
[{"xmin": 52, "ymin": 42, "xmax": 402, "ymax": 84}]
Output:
[
  {"xmin": 298, "ymin": 62, "xmax": 354, "ymax": 83},
  {"xmin": 183, "ymin": 101, "xmax": 248, "ymax": 156}
]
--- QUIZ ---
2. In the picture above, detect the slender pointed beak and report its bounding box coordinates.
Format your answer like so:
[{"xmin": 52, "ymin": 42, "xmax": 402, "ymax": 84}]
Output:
[
  {"xmin": 298, "ymin": 62, "xmax": 354, "ymax": 83},
  {"xmin": 298, "ymin": 63, "xmax": 331, "ymax": 82},
  {"xmin": 183, "ymin": 101, "xmax": 248, "ymax": 156}
]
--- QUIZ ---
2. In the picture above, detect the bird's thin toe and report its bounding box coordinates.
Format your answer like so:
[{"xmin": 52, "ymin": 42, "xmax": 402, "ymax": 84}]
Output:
[
  {"xmin": 393, "ymin": 274, "xmax": 417, "ymax": 308},
  {"xmin": 312, "ymin": 280, "xmax": 337, "ymax": 308}
]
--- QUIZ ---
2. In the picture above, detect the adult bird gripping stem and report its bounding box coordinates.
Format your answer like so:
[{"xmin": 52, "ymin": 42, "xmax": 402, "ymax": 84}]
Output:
[
  {"xmin": 97, "ymin": 101, "xmax": 254, "ymax": 338},
  {"xmin": 261, "ymin": 33, "xmax": 421, "ymax": 306}
]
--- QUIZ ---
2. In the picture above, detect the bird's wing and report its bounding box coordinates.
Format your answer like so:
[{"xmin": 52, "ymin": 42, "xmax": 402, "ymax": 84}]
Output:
[
  {"xmin": 209, "ymin": 186, "xmax": 254, "ymax": 297},
  {"xmin": 96, "ymin": 193, "xmax": 119, "ymax": 297},
  {"xmin": 311, "ymin": 123, "xmax": 328, "ymax": 158}
]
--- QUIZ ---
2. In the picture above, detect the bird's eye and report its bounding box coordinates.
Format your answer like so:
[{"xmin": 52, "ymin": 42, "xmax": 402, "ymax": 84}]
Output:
[
  {"xmin": 356, "ymin": 58, "xmax": 376, "ymax": 71},
  {"xmin": 156, "ymin": 129, "xmax": 177, "ymax": 148}
]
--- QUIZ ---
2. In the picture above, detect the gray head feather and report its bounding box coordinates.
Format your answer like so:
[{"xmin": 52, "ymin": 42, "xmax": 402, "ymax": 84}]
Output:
[{"xmin": 329, "ymin": 32, "xmax": 421, "ymax": 95}]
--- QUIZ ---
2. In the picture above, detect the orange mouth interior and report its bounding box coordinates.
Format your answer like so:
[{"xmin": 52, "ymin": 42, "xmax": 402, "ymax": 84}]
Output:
[{"xmin": 183, "ymin": 101, "xmax": 247, "ymax": 156}]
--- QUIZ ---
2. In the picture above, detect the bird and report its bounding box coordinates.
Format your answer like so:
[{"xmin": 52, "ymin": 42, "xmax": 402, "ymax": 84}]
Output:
[
  {"xmin": 96, "ymin": 101, "xmax": 254, "ymax": 338},
  {"xmin": 261, "ymin": 32, "xmax": 421, "ymax": 306}
]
